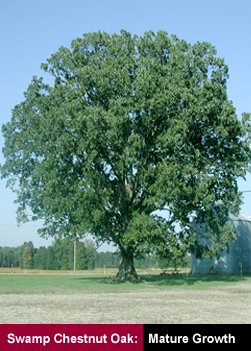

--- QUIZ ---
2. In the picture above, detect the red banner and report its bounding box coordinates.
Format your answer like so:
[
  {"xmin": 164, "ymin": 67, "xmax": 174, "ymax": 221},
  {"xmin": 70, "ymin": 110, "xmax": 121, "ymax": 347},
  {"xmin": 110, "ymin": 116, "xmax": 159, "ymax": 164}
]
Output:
[{"xmin": 0, "ymin": 325, "xmax": 143, "ymax": 351}]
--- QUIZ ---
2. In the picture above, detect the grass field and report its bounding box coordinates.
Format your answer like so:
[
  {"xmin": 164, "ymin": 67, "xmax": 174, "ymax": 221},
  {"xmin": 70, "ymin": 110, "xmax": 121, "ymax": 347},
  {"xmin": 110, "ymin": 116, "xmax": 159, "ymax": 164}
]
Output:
[
  {"xmin": 1, "ymin": 272, "xmax": 251, "ymax": 323},
  {"xmin": 0, "ymin": 271, "xmax": 248, "ymax": 294}
]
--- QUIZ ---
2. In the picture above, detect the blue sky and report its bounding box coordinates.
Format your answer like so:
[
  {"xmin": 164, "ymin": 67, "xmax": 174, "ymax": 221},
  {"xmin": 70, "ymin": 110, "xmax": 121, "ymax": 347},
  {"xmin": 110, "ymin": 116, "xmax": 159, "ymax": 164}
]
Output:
[{"xmin": 0, "ymin": 0, "xmax": 251, "ymax": 248}]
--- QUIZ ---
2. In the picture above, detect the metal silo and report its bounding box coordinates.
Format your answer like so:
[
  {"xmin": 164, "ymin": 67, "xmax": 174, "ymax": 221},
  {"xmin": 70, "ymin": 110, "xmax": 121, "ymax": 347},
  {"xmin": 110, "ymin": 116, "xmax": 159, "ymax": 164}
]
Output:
[{"xmin": 191, "ymin": 213, "xmax": 251, "ymax": 274}]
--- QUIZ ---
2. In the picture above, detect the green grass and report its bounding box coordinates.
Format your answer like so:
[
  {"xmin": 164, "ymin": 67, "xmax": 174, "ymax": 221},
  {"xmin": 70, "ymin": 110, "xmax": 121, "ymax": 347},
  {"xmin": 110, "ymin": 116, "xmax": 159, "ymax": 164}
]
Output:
[{"xmin": 1, "ymin": 272, "xmax": 251, "ymax": 295}]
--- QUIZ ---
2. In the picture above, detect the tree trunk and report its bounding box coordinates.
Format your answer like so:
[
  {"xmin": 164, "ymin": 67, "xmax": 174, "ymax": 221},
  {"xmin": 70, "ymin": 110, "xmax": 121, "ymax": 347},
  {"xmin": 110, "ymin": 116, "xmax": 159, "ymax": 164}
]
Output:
[{"xmin": 115, "ymin": 247, "xmax": 140, "ymax": 282}]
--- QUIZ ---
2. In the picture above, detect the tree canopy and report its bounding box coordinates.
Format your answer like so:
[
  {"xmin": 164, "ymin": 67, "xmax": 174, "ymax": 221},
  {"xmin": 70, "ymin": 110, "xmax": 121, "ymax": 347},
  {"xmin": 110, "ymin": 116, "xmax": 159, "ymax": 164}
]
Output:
[{"xmin": 1, "ymin": 30, "xmax": 250, "ymax": 280}]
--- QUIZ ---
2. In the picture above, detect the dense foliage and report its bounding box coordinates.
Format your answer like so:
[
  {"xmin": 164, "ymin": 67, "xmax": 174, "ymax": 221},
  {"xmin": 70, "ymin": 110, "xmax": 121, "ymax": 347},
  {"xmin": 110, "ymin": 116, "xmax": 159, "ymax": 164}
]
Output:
[{"xmin": 1, "ymin": 30, "xmax": 250, "ymax": 280}]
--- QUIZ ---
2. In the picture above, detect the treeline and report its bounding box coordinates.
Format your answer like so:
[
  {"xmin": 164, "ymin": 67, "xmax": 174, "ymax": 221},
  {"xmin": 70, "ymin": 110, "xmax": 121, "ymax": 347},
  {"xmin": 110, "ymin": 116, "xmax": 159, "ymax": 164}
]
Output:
[
  {"xmin": 0, "ymin": 239, "xmax": 159, "ymax": 270},
  {"xmin": 0, "ymin": 239, "xmax": 96, "ymax": 270}
]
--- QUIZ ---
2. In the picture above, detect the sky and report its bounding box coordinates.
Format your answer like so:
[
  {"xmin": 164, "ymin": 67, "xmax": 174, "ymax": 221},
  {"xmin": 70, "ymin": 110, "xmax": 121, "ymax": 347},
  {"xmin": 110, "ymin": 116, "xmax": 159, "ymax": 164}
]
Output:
[{"xmin": 0, "ymin": 0, "xmax": 251, "ymax": 249}]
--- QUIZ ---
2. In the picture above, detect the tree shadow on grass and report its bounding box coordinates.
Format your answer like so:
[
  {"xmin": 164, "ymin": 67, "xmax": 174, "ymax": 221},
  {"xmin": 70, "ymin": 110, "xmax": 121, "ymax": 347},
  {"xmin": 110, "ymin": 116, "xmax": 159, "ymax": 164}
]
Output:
[
  {"xmin": 139, "ymin": 273, "xmax": 248, "ymax": 287},
  {"xmin": 72, "ymin": 273, "xmax": 250, "ymax": 288}
]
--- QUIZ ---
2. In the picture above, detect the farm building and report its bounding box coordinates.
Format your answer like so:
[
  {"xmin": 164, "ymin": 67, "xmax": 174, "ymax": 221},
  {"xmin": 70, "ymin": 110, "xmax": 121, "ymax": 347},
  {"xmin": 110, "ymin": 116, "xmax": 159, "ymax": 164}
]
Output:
[{"xmin": 191, "ymin": 212, "xmax": 251, "ymax": 274}]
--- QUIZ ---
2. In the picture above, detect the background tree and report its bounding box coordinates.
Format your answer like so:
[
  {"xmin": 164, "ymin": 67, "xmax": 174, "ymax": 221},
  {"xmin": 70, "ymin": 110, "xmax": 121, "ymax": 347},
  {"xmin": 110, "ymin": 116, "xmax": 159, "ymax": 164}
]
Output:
[
  {"xmin": 45, "ymin": 246, "xmax": 57, "ymax": 270},
  {"xmin": 83, "ymin": 239, "xmax": 96, "ymax": 270},
  {"xmin": 75, "ymin": 241, "xmax": 88, "ymax": 270},
  {"xmin": 52, "ymin": 237, "xmax": 74, "ymax": 270},
  {"xmin": 1, "ymin": 30, "xmax": 250, "ymax": 280},
  {"xmin": 21, "ymin": 241, "xmax": 35, "ymax": 269},
  {"xmin": 34, "ymin": 246, "xmax": 47, "ymax": 270},
  {"xmin": 0, "ymin": 246, "xmax": 20, "ymax": 268}
]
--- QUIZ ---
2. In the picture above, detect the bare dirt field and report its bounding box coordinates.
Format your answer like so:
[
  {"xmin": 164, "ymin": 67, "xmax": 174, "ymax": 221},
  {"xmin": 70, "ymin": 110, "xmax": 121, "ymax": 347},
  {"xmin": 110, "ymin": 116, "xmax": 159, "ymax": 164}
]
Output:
[{"xmin": 1, "ymin": 282, "xmax": 251, "ymax": 324}]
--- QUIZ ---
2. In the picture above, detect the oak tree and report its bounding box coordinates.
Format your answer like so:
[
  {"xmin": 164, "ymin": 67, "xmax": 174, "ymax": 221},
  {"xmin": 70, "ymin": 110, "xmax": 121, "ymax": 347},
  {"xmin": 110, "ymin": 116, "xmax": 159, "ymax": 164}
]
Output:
[{"xmin": 1, "ymin": 30, "xmax": 250, "ymax": 280}]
